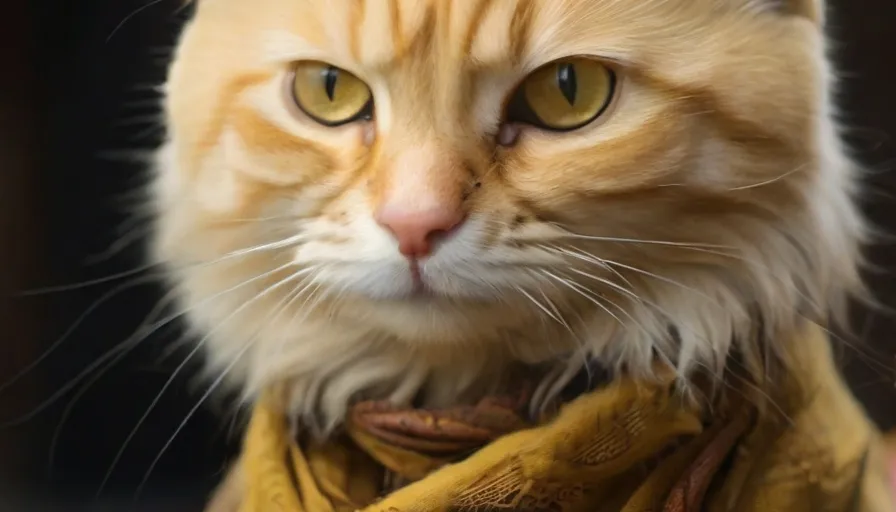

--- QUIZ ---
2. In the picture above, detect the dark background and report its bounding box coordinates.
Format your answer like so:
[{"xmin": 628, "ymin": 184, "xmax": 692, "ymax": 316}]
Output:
[{"xmin": 1, "ymin": 1, "xmax": 894, "ymax": 510}]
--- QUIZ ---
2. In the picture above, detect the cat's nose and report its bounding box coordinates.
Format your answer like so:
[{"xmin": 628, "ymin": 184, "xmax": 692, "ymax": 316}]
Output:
[{"xmin": 375, "ymin": 206, "xmax": 466, "ymax": 258}]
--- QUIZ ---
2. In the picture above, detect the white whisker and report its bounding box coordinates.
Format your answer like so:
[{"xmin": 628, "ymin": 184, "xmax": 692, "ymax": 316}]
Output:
[
  {"xmin": 47, "ymin": 287, "xmax": 184, "ymax": 475},
  {"xmin": 540, "ymin": 270, "xmax": 627, "ymax": 331},
  {"xmin": 727, "ymin": 164, "xmax": 806, "ymax": 191},
  {"xmin": 96, "ymin": 264, "xmax": 312, "ymax": 497},
  {"xmin": 516, "ymin": 286, "xmax": 566, "ymax": 328},
  {"xmin": 553, "ymin": 230, "xmax": 735, "ymax": 250},
  {"xmin": 19, "ymin": 231, "xmax": 306, "ymax": 296},
  {"xmin": 552, "ymin": 245, "xmax": 638, "ymax": 292},
  {"xmin": 1, "ymin": 274, "xmax": 160, "ymax": 394},
  {"xmin": 133, "ymin": 267, "xmax": 308, "ymax": 499},
  {"xmin": 597, "ymin": 259, "xmax": 722, "ymax": 307}
]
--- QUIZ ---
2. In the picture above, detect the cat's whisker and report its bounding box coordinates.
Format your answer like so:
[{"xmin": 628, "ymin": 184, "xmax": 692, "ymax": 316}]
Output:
[
  {"xmin": 572, "ymin": 239, "xmax": 824, "ymax": 317},
  {"xmin": 223, "ymin": 233, "xmax": 309, "ymax": 258},
  {"xmin": 598, "ymin": 259, "xmax": 729, "ymax": 310},
  {"xmin": 549, "ymin": 229, "xmax": 828, "ymax": 319},
  {"xmin": 654, "ymin": 163, "xmax": 807, "ymax": 191},
  {"xmin": 111, "ymin": 212, "xmax": 152, "ymax": 239},
  {"xmin": 559, "ymin": 239, "xmax": 827, "ymax": 320},
  {"xmin": 134, "ymin": 340, "xmax": 252, "ymax": 501},
  {"xmin": 555, "ymin": 258, "xmax": 644, "ymax": 307},
  {"xmin": 548, "ymin": 245, "xmax": 639, "ymax": 292},
  {"xmin": 522, "ymin": 285, "xmax": 577, "ymax": 357},
  {"xmin": 727, "ymin": 164, "xmax": 807, "ymax": 192},
  {"xmin": 47, "ymin": 301, "xmax": 188, "ymax": 478},
  {"xmin": 555, "ymin": 244, "xmax": 889, "ymax": 387},
  {"xmin": 18, "ymin": 231, "xmax": 306, "ymax": 296},
  {"xmin": 537, "ymin": 244, "xmax": 722, "ymax": 312},
  {"xmin": 813, "ymin": 322, "xmax": 894, "ymax": 378},
  {"xmin": 1, "ymin": 261, "xmax": 303, "ymax": 428},
  {"xmin": 694, "ymin": 358, "xmax": 795, "ymax": 429},
  {"xmin": 84, "ymin": 223, "xmax": 154, "ymax": 266},
  {"xmin": 5, "ymin": 233, "xmax": 310, "ymax": 406},
  {"xmin": 0, "ymin": 273, "xmax": 161, "ymax": 395},
  {"xmin": 645, "ymin": 244, "xmax": 826, "ymax": 315},
  {"xmin": 132, "ymin": 267, "xmax": 308, "ymax": 500},
  {"xmin": 105, "ymin": 0, "xmax": 178, "ymax": 43},
  {"xmin": 544, "ymin": 246, "xmax": 697, "ymax": 327},
  {"xmin": 515, "ymin": 286, "xmax": 567, "ymax": 329},
  {"xmin": 127, "ymin": 123, "xmax": 167, "ymax": 142},
  {"xmin": 96, "ymin": 265, "xmax": 312, "ymax": 497},
  {"xmin": 551, "ymin": 230, "xmax": 737, "ymax": 251},
  {"xmin": 541, "ymin": 246, "xmax": 734, "ymax": 364},
  {"xmin": 540, "ymin": 269, "xmax": 659, "ymax": 348},
  {"xmin": 216, "ymin": 213, "xmax": 305, "ymax": 224},
  {"xmin": 537, "ymin": 288, "xmax": 572, "ymax": 333},
  {"xmin": 270, "ymin": 275, "xmax": 328, "ymax": 361},
  {"xmin": 539, "ymin": 270, "xmax": 628, "ymax": 332},
  {"xmin": 17, "ymin": 264, "xmax": 166, "ymax": 296},
  {"xmin": 536, "ymin": 285, "xmax": 594, "ymax": 373}
]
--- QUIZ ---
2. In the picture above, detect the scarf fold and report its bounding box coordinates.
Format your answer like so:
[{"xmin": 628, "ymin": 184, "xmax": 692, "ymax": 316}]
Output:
[{"xmin": 230, "ymin": 324, "xmax": 894, "ymax": 512}]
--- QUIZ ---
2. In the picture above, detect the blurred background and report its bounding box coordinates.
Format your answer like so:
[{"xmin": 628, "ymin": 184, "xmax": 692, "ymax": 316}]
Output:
[{"xmin": 0, "ymin": 0, "xmax": 894, "ymax": 510}]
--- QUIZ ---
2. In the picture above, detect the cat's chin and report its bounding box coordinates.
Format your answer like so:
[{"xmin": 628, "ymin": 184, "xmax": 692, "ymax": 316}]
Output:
[
  {"xmin": 375, "ymin": 284, "xmax": 499, "ymax": 304},
  {"xmin": 331, "ymin": 290, "xmax": 535, "ymax": 346}
]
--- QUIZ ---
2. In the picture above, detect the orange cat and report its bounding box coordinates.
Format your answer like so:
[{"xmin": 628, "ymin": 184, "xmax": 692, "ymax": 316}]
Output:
[{"xmin": 152, "ymin": 0, "xmax": 861, "ymax": 444}]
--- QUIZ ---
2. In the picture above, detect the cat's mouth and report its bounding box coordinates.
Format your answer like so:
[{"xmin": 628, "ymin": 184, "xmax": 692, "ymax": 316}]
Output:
[
  {"xmin": 404, "ymin": 259, "xmax": 443, "ymax": 300},
  {"xmin": 311, "ymin": 256, "xmax": 511, "ymax": 305},
  {"xmin": 409, "ymin": 259, "xmax": 425, "ymax": 291}
]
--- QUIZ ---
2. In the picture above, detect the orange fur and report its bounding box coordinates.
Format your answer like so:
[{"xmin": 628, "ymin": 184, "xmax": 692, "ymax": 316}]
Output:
[{"xmin": 152, "ymin": 0, "xmax": 862, "ymax": 432}]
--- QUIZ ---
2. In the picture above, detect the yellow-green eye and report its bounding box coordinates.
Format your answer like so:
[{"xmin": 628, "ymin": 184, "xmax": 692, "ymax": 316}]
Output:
[
  {"xmin": 291, "ymin": 61, "xmax": 373, "ymax": 126},
  {"xmin": 507, "ymin": 58, "xmax": 615, "ymax": 131}
]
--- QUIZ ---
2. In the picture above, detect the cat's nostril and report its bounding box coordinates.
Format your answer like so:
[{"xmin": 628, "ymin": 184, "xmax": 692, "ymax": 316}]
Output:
[{"xmin": 375, "ymin": 206, "xmax": 466, "ymax": 258}]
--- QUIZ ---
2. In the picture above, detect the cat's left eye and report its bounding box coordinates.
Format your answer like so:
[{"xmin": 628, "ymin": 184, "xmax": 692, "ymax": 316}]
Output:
[
  {"xmin": 505, "ymin": 57, "xmax": 616, "ymax": 132},
  {"xmin": 291, "ymin": 61, "xmax": 373, "ymax": 127}
]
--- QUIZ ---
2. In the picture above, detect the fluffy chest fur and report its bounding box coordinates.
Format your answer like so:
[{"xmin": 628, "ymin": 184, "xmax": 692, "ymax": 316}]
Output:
[{"xmin": 151, "ymin": 0, "xmax": 862, "ymax": 434}]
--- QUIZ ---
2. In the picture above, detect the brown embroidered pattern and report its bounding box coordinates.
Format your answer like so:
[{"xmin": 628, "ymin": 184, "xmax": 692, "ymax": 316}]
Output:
[
  {"xmin": 449, "ymin": 459, "xmax": 585, "ymax": 511},
  {"xmin": 572, "ymin": 403, "xmax": 648, "ymax": 466}
]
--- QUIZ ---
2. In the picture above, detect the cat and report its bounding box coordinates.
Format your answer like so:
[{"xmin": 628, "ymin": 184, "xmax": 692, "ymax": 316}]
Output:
[{"xmin": 152, "ymin": 0, "xmax": 861, "ymax": 455}]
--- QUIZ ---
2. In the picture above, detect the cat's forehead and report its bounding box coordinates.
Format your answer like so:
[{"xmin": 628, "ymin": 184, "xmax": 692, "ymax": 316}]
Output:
[{"xmin": 252, "ymin": 0, "xmax": 694, "ymax": 71}]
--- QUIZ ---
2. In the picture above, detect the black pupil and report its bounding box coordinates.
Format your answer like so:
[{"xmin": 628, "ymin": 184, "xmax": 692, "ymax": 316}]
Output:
[
  {"xmin": 323, "ymin": 66, "xmax": 339, "ymax": 101},
  {"xmin": 557, "ymin": 63, "xmax": 577, "ymax": 106}
]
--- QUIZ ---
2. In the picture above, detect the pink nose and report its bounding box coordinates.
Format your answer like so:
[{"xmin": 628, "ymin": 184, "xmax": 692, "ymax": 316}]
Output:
[{"xmin": 375, "ymin": 206, "xmax": 465, "ymax": 258}]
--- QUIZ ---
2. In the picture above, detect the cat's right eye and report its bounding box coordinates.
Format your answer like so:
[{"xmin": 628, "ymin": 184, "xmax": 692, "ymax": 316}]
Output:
[
  {"xmin": 291, "ymin": 61, "xmax": 373, "ymax": 127},
  {"xmin": 505, "ymin": 57, "xmax": 616, "ymax": 132}
]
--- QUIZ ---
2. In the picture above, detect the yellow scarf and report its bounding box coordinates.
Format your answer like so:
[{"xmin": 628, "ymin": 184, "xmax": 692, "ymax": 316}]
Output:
[{"xmin": 224, "ymin": 324, "xmax": 894, "ymax": 511}]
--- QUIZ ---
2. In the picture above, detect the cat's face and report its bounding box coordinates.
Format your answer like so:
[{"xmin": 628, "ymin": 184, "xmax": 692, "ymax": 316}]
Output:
[{"xmin": 153, "ymin": 0, "xmax": 860, "ymax": 417}]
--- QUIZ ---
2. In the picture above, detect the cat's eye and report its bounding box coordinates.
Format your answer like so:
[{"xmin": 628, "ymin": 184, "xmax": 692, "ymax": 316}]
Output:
[
  {"xmin": 291, "ymin": 61, "xmax": 373, "ymax": 126},
  {"xmin": 506, "ymin": 57, "xmax": 616, "ymax": 132}
]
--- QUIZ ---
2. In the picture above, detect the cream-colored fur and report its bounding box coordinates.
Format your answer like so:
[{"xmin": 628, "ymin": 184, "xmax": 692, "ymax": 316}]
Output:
[{"xmin": 151, "ymin": 0, "xmax": 862, "ymax": 434}]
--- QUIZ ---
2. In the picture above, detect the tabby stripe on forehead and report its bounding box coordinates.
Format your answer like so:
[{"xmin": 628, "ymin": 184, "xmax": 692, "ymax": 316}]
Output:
[
  {"xmin": 439, "ymin": 0, "xmax": 451, "ymax": 42},
  {"xmin": 388, "ymin": 0, "xmax": 404, "ymax": 58},
  {"xmin": 509, "ymin": 0, "xmax": 535, "ymax": 65},
  {"xmin": 349, "ymin": 0, "xmax": 367, "ymax": 62},
  {"xmin": 463, "ymin": 0, "xmax": 496, "ymax": 57}
]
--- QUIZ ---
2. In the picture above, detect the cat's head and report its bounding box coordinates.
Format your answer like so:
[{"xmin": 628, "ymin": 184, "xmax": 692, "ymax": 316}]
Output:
[{"xmin": 152, "ymin": 0, "xmax": 862, "ymax": 426}]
